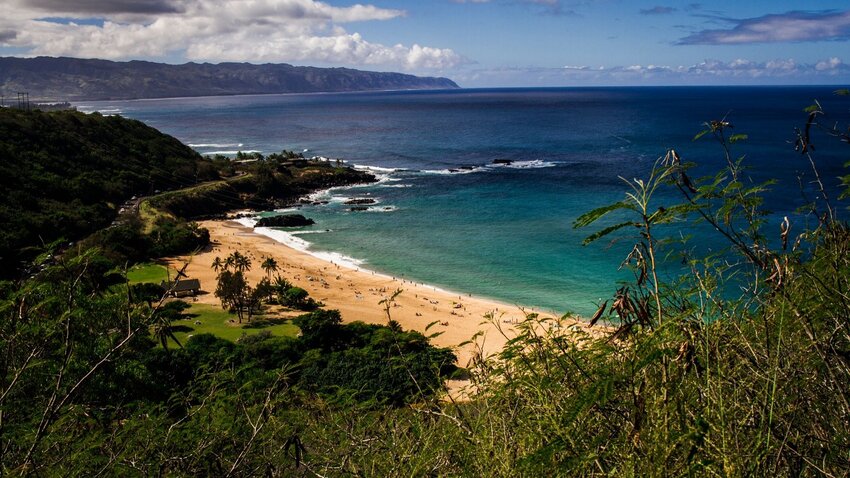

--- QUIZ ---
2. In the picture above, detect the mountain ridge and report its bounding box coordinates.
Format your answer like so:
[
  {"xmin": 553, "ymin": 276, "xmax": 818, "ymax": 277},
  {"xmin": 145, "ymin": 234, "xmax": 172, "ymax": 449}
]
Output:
[{"xmin": 0, "ymin": 56, "xmax": 460, "ymax": 101}]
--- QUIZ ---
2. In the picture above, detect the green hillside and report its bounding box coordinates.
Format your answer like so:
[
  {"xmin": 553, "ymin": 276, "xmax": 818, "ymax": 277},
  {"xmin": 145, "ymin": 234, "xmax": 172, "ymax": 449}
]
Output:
[
  {"xmin": 0, "ymin": 108, "xmax": 375, "ymax": 275},
  {"xmin": 0, "ymin": 56, "xmax": 459, "ymax": 101},
  {"xmin": 0, "ymin": 107, "xmax": 217, "ymax": 272}
]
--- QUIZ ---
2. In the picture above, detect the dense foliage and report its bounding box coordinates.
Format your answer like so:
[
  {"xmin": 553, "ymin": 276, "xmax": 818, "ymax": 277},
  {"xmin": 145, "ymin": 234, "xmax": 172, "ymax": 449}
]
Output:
[
  {"xmin": 0, "ymin": 108, "xmax": 217, "ymax": 273},
  {"xmin": 79, "ymin": 214, "xmax": 211, "ymax": 266},
  {"xmin": 0, "ymin": 250, "xmax": 456, "ymax": 475}
]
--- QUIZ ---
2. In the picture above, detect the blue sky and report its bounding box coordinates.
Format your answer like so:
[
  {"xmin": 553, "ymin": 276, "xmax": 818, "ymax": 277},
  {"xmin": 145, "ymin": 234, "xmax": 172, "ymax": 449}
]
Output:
[{"xmin": 2, "ymin": 0, "xmax": 850, "ymax": 86}]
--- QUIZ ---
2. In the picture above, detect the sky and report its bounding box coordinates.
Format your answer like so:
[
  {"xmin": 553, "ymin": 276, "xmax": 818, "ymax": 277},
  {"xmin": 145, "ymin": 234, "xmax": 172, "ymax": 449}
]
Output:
[{"xmin": 1, "ymin": 0, "xmax": 850, "ymax": 87}]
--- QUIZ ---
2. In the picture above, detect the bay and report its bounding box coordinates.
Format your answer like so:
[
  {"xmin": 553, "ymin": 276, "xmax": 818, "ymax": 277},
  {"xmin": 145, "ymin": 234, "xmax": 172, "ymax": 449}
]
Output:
[{"xmin": 79, "ymin": 87, "xmax": 848, "ymax": 315}]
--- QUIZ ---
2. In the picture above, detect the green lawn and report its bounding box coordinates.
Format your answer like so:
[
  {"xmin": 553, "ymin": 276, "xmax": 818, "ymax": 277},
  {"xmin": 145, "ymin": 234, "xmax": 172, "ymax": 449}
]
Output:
[
  {"xmin": 127, "ymin": 262, "xmax": 173, "ymax": 284},
  {"xmin": 166, "ymin": 303, "xmax": 300, "ymax": 346}
]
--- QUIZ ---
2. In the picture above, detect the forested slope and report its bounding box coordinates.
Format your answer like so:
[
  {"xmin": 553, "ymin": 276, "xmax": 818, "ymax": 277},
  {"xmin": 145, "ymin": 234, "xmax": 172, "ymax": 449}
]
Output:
[
  {"xmin": 0, "ymin": 108, "xmax": 216, "ymax": 272},
  {"xmin": 0, "ymin": 56, "xmax": 459, "ymax": 101}
]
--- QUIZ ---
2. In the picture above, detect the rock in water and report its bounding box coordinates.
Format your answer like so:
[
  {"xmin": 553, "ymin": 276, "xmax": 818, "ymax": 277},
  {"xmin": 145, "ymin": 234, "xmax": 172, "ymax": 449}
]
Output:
[{"xmin": 255, "ymin": 214, "xmax": 315, "ymax": 227}]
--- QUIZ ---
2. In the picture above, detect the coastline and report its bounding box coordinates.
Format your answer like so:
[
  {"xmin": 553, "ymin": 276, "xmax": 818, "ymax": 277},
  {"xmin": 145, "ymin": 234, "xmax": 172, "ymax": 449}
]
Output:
[
  {"xmin": 74, "ymin": 86, "xmax": 462, "ymax": 106},
  {"xmin": 232, "ymin": 215, "xmax": 456, "ymax": 295},
  {"xmin": 168, "ymin": 219, "xmax": 594, "ymax": 366}
]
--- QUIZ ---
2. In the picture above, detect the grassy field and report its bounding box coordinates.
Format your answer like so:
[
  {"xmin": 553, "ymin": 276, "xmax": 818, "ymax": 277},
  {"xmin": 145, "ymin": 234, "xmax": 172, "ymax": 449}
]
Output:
[
  {"xmin": 127, "ymin": 262, "xmax": 174, "ymax": 284},
  {"xmin": 131, "ymin": 261, "xmax": 300, "ymax": 345},
  {"xmin": 167, "ymin": 303, "xmax": 300, "ymax": 346}
]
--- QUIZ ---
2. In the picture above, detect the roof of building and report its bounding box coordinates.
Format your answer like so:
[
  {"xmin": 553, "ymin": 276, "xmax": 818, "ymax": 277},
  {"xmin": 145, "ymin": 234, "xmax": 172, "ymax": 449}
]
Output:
[{"xmin": 161, "ymin": 278, "xmax": 201, "ymax": 292}]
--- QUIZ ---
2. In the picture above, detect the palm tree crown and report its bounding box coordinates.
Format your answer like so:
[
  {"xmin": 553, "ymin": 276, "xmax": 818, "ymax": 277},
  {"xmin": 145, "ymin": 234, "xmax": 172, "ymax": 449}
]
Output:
[{"xmin": 261, "ymin": 257, "xmax": 279, "ymax": 278}]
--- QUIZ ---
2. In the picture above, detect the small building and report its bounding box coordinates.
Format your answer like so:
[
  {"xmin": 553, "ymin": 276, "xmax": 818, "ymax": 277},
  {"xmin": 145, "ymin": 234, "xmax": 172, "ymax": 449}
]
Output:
[{"xmin": 161, "ymin": 278, "xmax": 201, "ymax": 297}]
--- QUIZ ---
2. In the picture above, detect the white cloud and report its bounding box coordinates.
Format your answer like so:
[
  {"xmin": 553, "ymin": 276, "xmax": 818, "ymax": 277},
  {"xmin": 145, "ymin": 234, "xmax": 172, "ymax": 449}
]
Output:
[
  {"xmin": 763, "ymin": 59, "xmax": 797, "ymax": 71},
  {"xmin": 815, "ymin": 57, "xmax": 843, "ymax": 71},
  {"xmin": 1, "ymin": 0, "xmax": 464, "ymax": 71},
  {"xmin": 455, "ymin": 57, "xmax": 850, "ymax": 86},
  {"xmin": 679, "ymin": 10, "xmax": 850, "ymax": 45}
]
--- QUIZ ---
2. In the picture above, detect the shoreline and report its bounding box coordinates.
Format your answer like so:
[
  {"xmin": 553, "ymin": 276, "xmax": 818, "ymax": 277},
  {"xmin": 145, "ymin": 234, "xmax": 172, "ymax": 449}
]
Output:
[
  {"xmin": 168, "ymin": 219, "xmax": 593, "ymax": 366},
  {"xmin": 233, "ymin": 216, "xmax": 475, "ymax": 299},
  {"xmin": 73, "ymin": 86, "xmax": 462, "ymax": 106},
  {"xmin": 239, "ymin": 163, "xmax": 569, "ymax": 316},
  {"xmin": 236, "ymin": 209, "xmax": 577, "ymax": 316}
]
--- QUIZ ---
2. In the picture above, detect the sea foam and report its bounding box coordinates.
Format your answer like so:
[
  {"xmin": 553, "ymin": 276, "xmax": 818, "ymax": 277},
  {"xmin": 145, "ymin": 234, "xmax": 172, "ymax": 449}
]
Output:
[
  {"xmin": 380, "ymin": 183, "xmax": 413, "ymax": 188},
  {"xmin": 188, "ymin": 143, "xmax": 244, "ymax": 148},
  {"xmin": 353, "ymin": 164, "xmax": 405, "ymax": 174},
  {"xmin": 232, "ymin": 216, "xmax": 365, "ymax": 270},
  {"xmin": 415, "ymin": 160, "xmax": 558, "ymax": 176},
  {"xmin": 78, "ymin": 107, "xmax": 123, "ymax": 115},
  {"xmin": 418, "ymin": 167, "xmax": 480, "ymax": 175},
  {"xmin": 204, "ymin": 149, "xmax": 262, "ymax": 156},
  {"xmin": 487, "ymin": 159, "xmax": 557, "ymax": 169}
]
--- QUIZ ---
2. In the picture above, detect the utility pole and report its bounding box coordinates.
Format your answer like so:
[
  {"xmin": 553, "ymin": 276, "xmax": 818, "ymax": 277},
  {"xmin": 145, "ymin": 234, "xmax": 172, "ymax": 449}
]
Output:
[{"xmin": 16, "ymin": 92, "xmax": 30, "ymax": 111}]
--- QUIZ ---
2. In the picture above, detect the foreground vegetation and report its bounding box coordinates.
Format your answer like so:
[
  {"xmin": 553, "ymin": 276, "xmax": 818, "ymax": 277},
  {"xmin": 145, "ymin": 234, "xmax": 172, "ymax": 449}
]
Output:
[
  {"xmin": 1, "ymin": 100, "xmax": 849, "ymax": 475},
  {"xmin": 0, "ymin": 249, "xmax": 457, "ymax": 474}
]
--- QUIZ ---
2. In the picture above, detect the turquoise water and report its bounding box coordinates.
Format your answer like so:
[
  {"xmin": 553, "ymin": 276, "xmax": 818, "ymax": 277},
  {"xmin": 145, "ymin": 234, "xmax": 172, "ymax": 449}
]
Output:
[{"xmin": 80, "ymin": 87, "xmax": 848, "ymax": 315}]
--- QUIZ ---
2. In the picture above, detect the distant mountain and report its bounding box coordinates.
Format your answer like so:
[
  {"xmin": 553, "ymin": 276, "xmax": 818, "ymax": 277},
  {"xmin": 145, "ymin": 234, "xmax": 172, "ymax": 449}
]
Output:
[{"xmin": 0, "ymin": 56, "xmax": 460, "ymax": 101}]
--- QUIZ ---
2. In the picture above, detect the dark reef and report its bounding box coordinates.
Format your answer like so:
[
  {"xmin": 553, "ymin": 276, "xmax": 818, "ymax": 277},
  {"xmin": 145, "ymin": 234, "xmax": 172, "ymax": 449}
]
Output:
[{"xmin": 255, "ymin": 214, "xmax": 315, "ymax": 228}]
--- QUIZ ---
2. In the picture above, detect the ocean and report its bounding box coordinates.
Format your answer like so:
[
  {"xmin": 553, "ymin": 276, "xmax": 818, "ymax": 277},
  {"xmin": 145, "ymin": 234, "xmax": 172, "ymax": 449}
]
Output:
[{"xmin": 79, "ymin": 87, "xmax": 849, "ymax": 315}]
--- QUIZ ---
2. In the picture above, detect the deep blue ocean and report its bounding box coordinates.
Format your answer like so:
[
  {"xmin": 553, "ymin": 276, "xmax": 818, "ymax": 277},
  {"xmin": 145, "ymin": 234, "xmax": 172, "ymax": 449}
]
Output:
[{"xmin": 80, "ymin": 87, "xmax": 849, "ymax": 315}]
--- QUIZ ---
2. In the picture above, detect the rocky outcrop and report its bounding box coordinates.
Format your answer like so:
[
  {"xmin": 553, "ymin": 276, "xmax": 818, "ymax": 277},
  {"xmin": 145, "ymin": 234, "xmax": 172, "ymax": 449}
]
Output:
[
  {"xmin": 343, "ymin": 198, "xmax": 376, "ymax": 205},
  {"xmin": 255, "ymin": 214, "xmax": 315, "ymax": 228}
]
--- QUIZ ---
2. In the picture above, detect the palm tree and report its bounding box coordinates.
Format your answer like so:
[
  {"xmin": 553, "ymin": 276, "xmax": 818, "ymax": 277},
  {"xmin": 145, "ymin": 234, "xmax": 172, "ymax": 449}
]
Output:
[
  {"xmin": 211, "ymin": 256, "xmax": 224, "ymax": 273},
  {"xmin": 261, "ymin": 257, "xmax": 278, "ymax": 278},
  {"xmin": 224, "ymin": 251, "xmax": 251, "ymax": 273},
  {"xmin": 233, "ymin": 252, "xmax": 251, "ymax": 273}
]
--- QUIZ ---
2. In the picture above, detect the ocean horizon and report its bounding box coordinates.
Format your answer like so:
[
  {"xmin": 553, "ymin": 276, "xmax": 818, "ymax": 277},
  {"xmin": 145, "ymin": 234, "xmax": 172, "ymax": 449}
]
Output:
[{"xmin": 79, "ymin": 86, "xmax": 848, "ymax": 315}]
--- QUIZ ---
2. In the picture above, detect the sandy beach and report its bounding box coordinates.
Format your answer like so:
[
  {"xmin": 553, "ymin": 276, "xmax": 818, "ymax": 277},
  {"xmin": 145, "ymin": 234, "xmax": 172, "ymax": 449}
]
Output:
[{"xmin": 167, "ymin": 219, "xmax": 593, "ymax": 366}]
